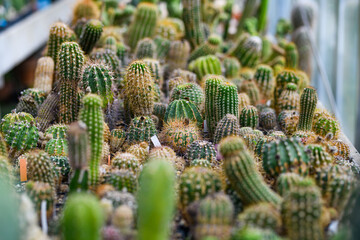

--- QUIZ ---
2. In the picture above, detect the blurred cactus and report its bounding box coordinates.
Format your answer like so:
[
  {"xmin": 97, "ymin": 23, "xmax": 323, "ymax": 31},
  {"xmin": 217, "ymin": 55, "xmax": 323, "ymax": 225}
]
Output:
[
  {"xmin": 135, "ymin": 38, "xmax": 156, "ymax": 59},
  {"xmin": 79, "ymin": 19, "xmax": 103, "ymax": 54},
  {"xmin": 205, "ymin": 76, "xmax": 223, "ymax": 137},
  {"xmin": 274, "ymin": 70, "xmax": 300, "ymax": 105},
  {"xmin": 36, "ymin": 88, "xmax": 60, "ymax": 132},
  {"xmin": 167, "ymin": 40, "xmax": 191, "ymax": 73},
  {"xmin": 72, "ymin": 0, "xmax": 100, "ymax": 24},
  {"xmin": 298, "ymin": 87, "xmax": 318, "ymax": 131},
  {"xmin": 127, "ymin": 116, "xmax": 157, "ymax": 144},
  {"xmin": 186, "ymin": 140, "xmax": 217, "ymax": 166},
  {"xmin": 239, "ymin": 106, "xmax": 259, "ymax": 129},
  {"xmin": 285, "ymin": 42, "xmax": 299, "ymax": 69},
  {"xmin": 190, "ymin": 55, "xmax": 222, "ymax": 83},
  {"xmin": 27, "ymin": 150, "xmax": 56, "ymax": 191},
  {"xmin": 170, "ymin": 82, "xmax": 204, "ymax": 106},
  {"xmin": 33, "ymin": 57, "xmax": 54, "ymax": 93},
  {"xmin": 277, "ymin": 172, "xmax": 303, "ymax": 197},
  {"xmin": 239, "ymin": 79, "xmax": 260, "ymax": 105},
  {"xmin": 188, "ymin": 34, "xmax": 222, "ymax": 62},
  {"xmin": 224, "ymin": 56, "xmax": 241, "ymax": 79},
  {"xmin": 276, "ymin": 83, "xmax": 300, "ymax": 114},
  {"xmin": 182, "ymin": 0, "xmax": 205, "ymax": 48},
  {"xmin": 108, "ymin": 169, "xmax": 138, "ymax": 193},
  {"xmin": 259, "ymin": 107, "xmax": 277, "ymax": 130},
  {"xmin": 313, "ymin": 116, "xmax": 340, "ymax": 139},
  {"xmin": 253, "ymin": 64, "xmax": 274, "ymax": 99},
  {"xmin": 214, "ymin": 114, "xmax": 241, "ymax": 144},
  {"xmin": 230, "ymin": 34, "xmax": 262, "ymax": 68},
  {"xmin": 25, "ymin": 181, "xmax": 54, "ymax": 220}
]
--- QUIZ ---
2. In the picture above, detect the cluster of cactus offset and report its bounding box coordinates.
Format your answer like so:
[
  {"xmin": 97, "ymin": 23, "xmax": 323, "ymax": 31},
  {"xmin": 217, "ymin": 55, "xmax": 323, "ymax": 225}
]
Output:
[{"xmin": 1, "ymin": 1, "xmax": 357, "ymax": 240}]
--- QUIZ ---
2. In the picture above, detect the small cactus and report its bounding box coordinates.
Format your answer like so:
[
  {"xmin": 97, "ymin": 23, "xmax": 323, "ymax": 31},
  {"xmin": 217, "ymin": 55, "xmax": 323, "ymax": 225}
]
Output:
[
  {"xmin": 214, "ymin": 114, "xmax": 241, "ymax": 144},
  {"xmin": 108, "ymin": 169, "xmax": 138, "ymax": 193},
  {"xmin": 297, "ymin": 87, "xmax": 318, "ymax": 131},
  {"xmin": 27, "ymin": 150, "xmax": 56, "ymax": 191},
  {"xmin": 215, "ymin": 81, "xmax": 239, "ymax": 127},
  {"xmin": 223, "ymin": 56, "xmax": 241, "ymax": 79},
  {"xmin": 274, "ymin": 70, "xmax": 300, "ymax": 105},
  {"xmin": 313, "ymin": 116, "xmax": 340, "ymax": 139},
  {"xmin": 230, "ymin": 34, "xmax": 262, "ymax": 68},
  {"xmin": 276, "ymin": 172, "xmax": 303, "ymax": 197},
  {"xmin": 239, "ymin": 105, "xmax": 259, "ymax": 129},
  {"xmin": 276, "ymin": 83, "xmax": 300, "ymax": 114},
  {"xmin": 238, "ymin": 93, "xmax": 250, "ymax": 112},
  {"xmin": 259, "ymin": 107, "xmax": 277, "ymax": 130},
  {"xmin": 164, "ymin": 99, "xmax": 202, "ymax": 126},
  {"xmin": 79, "ymin": 19, "xmax": 103, "ymax": 54},
  {"xmin": 33, "ymin": 57, "xmax": 54, "ymax": 93},
  {"xmin": 190, "ymin": 55, "xmax": 222, "ymax": 84},
  {"xmin": 126, "ymin": 142, "xmax": 149, "ymax": 163},
  {"xmin": 186, "ymin": 140, "xmax": 217, "ymax": 166},
  {"xmin": 205, "ymin": 75, "xmax": 224, "ymax": 137},
  {"xmin": 188, "ymin": 34, "xmax": 222, "ymax": 62},
  {"xmin": 170, "ymin": 82, "xmax": 204, "ymax": 106},
  {"xmin": 167, "ymin": 40, "xmax": 191, "ymax": 73},
  {"xmin": 285, "ymin": 42, "xmax": 299, "ymax": 69},
  {"xmin": 127, "ymin": 116, "xmax": 157, "ymax": 145},
  {"xmin": 25, "ymin": 181, "xmax": 54, "ymax": 220},
  {"xmin": 239, "ymin": 79, "xmax": 260, "ymax": 105},
  {"xmin": 253, "ymin": 64, "xmax": 274, "ymax": 99},
  {"xmin": 36, "ymin": 89, "xmax": 60, "ymax": 132},
  {"xmin": 135, "ymin": 38, "xmax": 156, "ymax": 59}
]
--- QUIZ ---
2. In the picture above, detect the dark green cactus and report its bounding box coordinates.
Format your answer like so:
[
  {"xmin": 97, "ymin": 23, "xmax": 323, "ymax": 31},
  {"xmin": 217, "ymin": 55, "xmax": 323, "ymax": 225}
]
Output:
[
  {"xmin": 1, "ymin": 111, "xmax": 34, "ymax": 133},
  {"xmin": 274, "ymin": 70, "xmax": 300, "ymax": 105},
  {"xmin": 276, "ymin": 18, "xmax": 292, "ymax": 39},
  {"xmin": 127, "ymin": 116, "xmax": 157, "ymax": 144},
  {"xmin": 215, "ymin": 81, "xmax": 239, "ymax": 127},
  {"xmin": 219, "ymin": 136, "xmax": 282, "ymax": 205},
  {"xmin": 229, "ymin": 34, "xmax": 262, "ymax": 68},
  {"xmin": 36, "ymin": 89, "xmax": 60, "ymax": 132},
  {"xmin": 79, "ymin": 19, "xmax": 103, "ymax": 54},
  {"xmin": 223, "ymin": 56, "xmax": 241, "ymax": 79},
  {"xmin": 313, "ymin": 116, "xmax": 340, "ymax": 139},
  {"xmin": 27, "ymin": 150, "xmax": 56, "ymax": 191},
  {"xmin": 276, "ymin": 83, "xmax": 300, "ymax": 114},
  {"xmin": 214, "ymin": 114, "xmax": 241, "ymax": 144},
  {"xmin": 190, "ymin": 55, "xmax": 222, "ymax": 83},
  {"xmin": 137, "ymin": 159, "xmax": 176, "ymax": 240},
  {"xmin": 281, "ymin": 178, "xmax": 324, "ymax": 240},
  {"xmin": 262, "ymin": 137, "xmax": 310, "ymax": 178},
  {"xmin": 188, "ymin": 34, "xmax": 222, "ymax": 62},
  {"xmin": 127, "ymin": 3, "xmax": 158, "ymax": 50},
  {"xmin": 154, "ymin": 36, "xmax": 170, "ymax": 60},
  {"xmin": 205, "ymin": 76, "xmax": 223, "ymax": 137},
  {"xmin": 285, "ymin": 42, "xmax": 299, "ymax": 69},
  {"xmin": 186, "ymin": 140, "xmax": 217, "ymax": 166},
  {"xmin": 45, "ymin": 124, "xmax": 68, "ymax": 139},
  {"xmin": 276, "ymin": 172, "xmax": 303, "ymax": 197},
  {"xmin": 135, "ymin": 38, "xmax": 156, "ymax": 59},
  {"xmin": 90, "ymin": 48, "xmax": 122, "ymax": 85},
  {"xmin": 297, "ymin": 87, "xmax": 318, "ymax": 131},
  {"xmin": 45, "ymin": 138, "xmax": 68, "ymax": 157},
  {"xmin": 79, "ymin": 94, "xmax": 104, "ymax": 186},
  {"xmin": 81, "ymin": 63, "xmax": 114, "ymax": 108},
  {"xmin": 170, "ymin": 82, "xmax": 204, "ymax": 106},
  {"xmin": 239, "ymin": 106, "xmax": 259, "ymax": 129},
  {"xmin": 51, "ymin": 155, "xmax": 71, "ymax": 182},
  {"xmin": 259, "ymin": 107, "xmax": 277, "ymax": 130},
  {"xmin": 116, "ymin": 42, "xmax": 130, "ymax": 67},
  {"xmin": 253, "ymin": 64, "xmax": 274, "ymax": 99},
  {"xmin": 182, "ymin": 0, "xmax": 205, "ymax": 48},
  {"xmin": 108, "ymin": 169, "xmax": 138, "ymax": 193},
  {"xmin": 164, "ymin": 99, "xmax": 203, "ymax": 125}
]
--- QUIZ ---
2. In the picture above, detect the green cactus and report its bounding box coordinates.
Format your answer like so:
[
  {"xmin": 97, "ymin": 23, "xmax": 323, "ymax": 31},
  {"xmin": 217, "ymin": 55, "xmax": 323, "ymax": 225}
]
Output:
[
  {"xmin": 182, "ymin": 0, "xmax": 205, "ymax": 48},
  {"xmin": 135, "ymin": 38, "xmax": 156, "ymax": 59},
  {"xmin": 27, "ymin": 150, "xmax": 56, "ymax": 191},
  {"xmin": 112, "ymin": 152, "xmax": 141, "ymax": 173},
  {"xmin": 170, "ymin": 82, "xmax": 204, "ymax": 106},
  {"xmin": 190, "ymin": 55, "xmax": 222, "ymax": 83},
  {"xmin": 90, "ymin": 48, "xmax": 122, "ymax": 84},
  {"xmin": 229, "ymin": 34, "xmax": 262, "ymax": 68},
  {"xmin": 62, "ymin": 192, "xmax": 104, "ymax": 240},
  {"xmin": 274, "ymin": 70, "xmax": 300, "ymax": 105},
  {"xmin": 110, "ymin": 128, "xmax": 127, "ymax": 153},
  {"xmin": 79, "ymin": 94, "xmax": 104, "ymax": 186},
  {"xmin": 127, "ymin": 116, "xmax": 157, "ymax": 144},
  {"xmin": 261, "ymin": 37, "xmax": 273, "ymax": 62},
  {"xmin": 45, "ymin": 124, "xmax": 68, "ymax": 139},
  {"xmin": 313, "ymin": 116, "xmax": 340, "ymax": 139},
  {"xmin": 215, "ymin": 81, "xmax": 239, "ymax": 126},
  {"xmin": 306, "ymin": 144, "xmax": 333, "ymax": 173},
  {"xmin": 81, "ymin": 63, "xmax": 114, "ymax": 108},
  {"xmin": 179, "ymin": 166, "xmax": 222, "ymax": 209},
  {"xmin": 276, "ymin": 172, "xmax": 303, "ymax": 197},
  {"xmin": 237, "ymin": 203, "xmax": 281, "ymax": 232},
  {"xmin": 79, "ymin": 19, "xmax": 103, "ymax": 54},
  {"xmin": 297, "ymin": 87, "xmax": 318, "ymax": 131},
  {"xmin": 127, "ymin": 3, "xmax": 158, "ymax": 50},
  {"xmin": 149, "ymin": 146, "xmax": 176, "ymax": 160},
  {"xmin": 224, "ymin": 56, "xmax": 241, "ymax": 79},
  {"xmin": 214, "ymin": 114, "xmax": 241, "ymax": 144},
  {"xmin": 164, "ymin": 99, "xmax": 203, "ymax": 125},
  {"xmin": 35, "ymin": 89, "xmax": 60, "ymax": 132},
  {"xmin": 153, "ymin": 102, "xmax": 167, "ymax": 123},
  {"xmin": 127, "ymin": 142, "xmax": 149, "ymax": 163},
  {"xmin": 51, "ymin": 155, "xmax": 71, "ymax": 181},
  {"xmin": 143, "ymin": 58, "xmax": 163, "ymax": 86},
  {"xmin": 108, "ymin": 169, "xmax": 138, "ymax": 193},
  {"xmin": 116, "ymin": 42, "xmax": 130, "ymax": 67},
  {"xmin": 259, "ymin": 107, "xmax": 277, "ymax": 130},
  {"xmin": 192, "ymin": 193, "xmax": 234, "ymax": 240},
  {"xmin": 238, "ymin": 93, "xmax": 250, "ymax": 112},
  {"xmin": 45, "ymin": 138, "xmax": 68, "ymax": 156},
  {"xmin": 328, "ymin": 140, "xmax": 350, "ymax": 159},
  {"xmin": 253, "ymin": 64, "xmax": 274, "ymax": 99},
  {"xmin": 262, "ymin": 137, "xmax": 310, "ymax": 178},
  {"xmin": 137, "ymin": 159, "xmax": 176, "ymax": 240},
  {"xmin": 188, "ymin": 34, "xmax": 222, "ymax": 62},
  {"xmin": 25, "ymin": 181, "xmax": 55, "ymax": 220},
  {"xmin": 276, "ymin": 18, "xmax": 292, "ymax": 39},
  {"xmin": 239, "ymin": 106, "xmax": 259, "ymax": 129},
  {"xmin": 1, "ymin": 111, "xmax": 33, "ymax": 133},
  {"xmin": 276, "ymin": 83, "xmax": 300, "ymax": 114},
  {"xmin": 282, "ymin": 178, "xmax": 324, "ymax": 240},
  {"xmin": 186, "ymin": 140, "xmax": 217, "ymax": 166},
  {"xmin": 231, "ymin": 227, "xmax": 282, "ymax": 240},
  {"xmin": 285, "ymin": 42, "xmax": 299, "ymax": 69},
  {"xmin": 124, "ymin": 61, "xmax": 155, "ymax": 117},
  {"xmin": 104, "ymin": 36, "xmax": 117, "ymax": 52},
  {"xmin": 167, "ymin": 40, "xmax": 191, "ymax": 73},
  {"xmin": 189, "ymin": 158, "xmax": 212, "ymax": 168},
  {"xmin": 205, "ymin": 76, "xmax": 223, "ymax": 137},
  {"xmin": 16, "ymin": 88, "xmax": 47, "ymax": 117},
  {"xmin": 254, "ymin": 136, "xmax": 276, "ymax": 157},
  {"xmin": 240, "ymin": 79, "xmax": 260, "ymax": 105},
  {"xmin": 219, "ymin": 136, "xmax": 282, "ymax": 205}
]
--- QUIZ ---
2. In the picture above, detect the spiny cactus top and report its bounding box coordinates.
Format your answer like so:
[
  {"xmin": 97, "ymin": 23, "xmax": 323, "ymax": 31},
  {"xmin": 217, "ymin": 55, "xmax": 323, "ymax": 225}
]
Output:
[
  {"xmin": 46, "ymin": 22, "xmax": 72, "ymax": 67},
  {"xmin": 58, "ymin": 42, "xmax": 85, "ymax": 81}
]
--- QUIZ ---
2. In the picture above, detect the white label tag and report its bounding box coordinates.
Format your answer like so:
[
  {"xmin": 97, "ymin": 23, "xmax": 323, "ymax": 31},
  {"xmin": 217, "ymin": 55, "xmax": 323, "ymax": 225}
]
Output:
[
  {"xmin": 151, "ymin": 135, "xmax": 162, "ymax": 147},
  {"xmin": 203, "ymin": 120, "xmax": 208, "ymax": 133},
  {"xmin": 41, "ymin": 200, "xmax": 48, "ymax": 235}
]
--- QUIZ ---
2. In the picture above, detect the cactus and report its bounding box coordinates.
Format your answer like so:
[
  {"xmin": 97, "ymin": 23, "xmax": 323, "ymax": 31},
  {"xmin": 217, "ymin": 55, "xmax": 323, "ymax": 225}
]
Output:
[
  {"xmin": 104, "ymin": 36, "xmax": 117, "ymax": 52},
  {"xmin": 186, "ymin": 140, "xmax": 217, "ymax": 166},
  {"xmin": 239, "ymin": 106, "xmax": 259, "ymax": 129},
  {"xmin": 229, "ymin": 34, "xmax": 262, "ymax": 68},
  {"xmin": 25, "ymin": 181, "xmax": 54, "ymax": 220},
  {"xmin": 219, "ymin": 136, "xmax": 282, "ymax": 205},
  {"xmin": 188, "ymin": 34, "xmax": 222, "ymax": 62},
  {"xmin": 306, "ymin": 144, "xmax": 332, "ymax": 174},
  {"xmin": 81, "ymin": 64, "xmax": 114, "ymax": 108},
  {"xmin": 33, "ymin": 57, "xmax": 54, "ymax": 93},
  {"xmin": 135, "ymin": 38, "xmax": 156, "ymax": 59},
  {"xmin": 45, "ymin": 124, "xmax": 68, "ymax": 139},
  {"xmin": 282, "ymin": 178, "xmax": 324, "ymax": 240},
  {"xmin": 45, "ymin": 138, "xmax": 68, "ymax": 156},
  {"xmin": 182, "ymin": 0, "xmax": 205, "ymax": 48},
  {"xmin": 254, "ymin": 136, "xmax": 276, "ymax": 157},
  {"xmin": 276, "ymin": 18, "xmax": 292, "ymax": 39},
  {"xmin": 240, "ymin": 79, "xmax": 261, "ymax": 105},
  {"xmin": 179, "ymin": 166, "xmax": 222, "ymax": 209},
  {"xmin": 51, "ymin": 155, "xmax": 71, "ymax": 182},
  {"xmin": 205, "ymin": 76, "xmax": 223, "ymax": 137},
  {"xmin": 126, "ymin": 142, "xmax": 149, "ymax": 163},
  {"xmin": 285, "ymin": 42, "xmax": 299, "ymax": 69},
  {"xmin": 292, "ymin": 27, "xmax": 313, "ymax": 78},
  {"xmin": 167, "ymin": 40, "xmax": 191, "ymax": 73},
  {"xmin": 160, "ymin": 119, "xmax": 201, "ymax": 154},
  {"xmin": 276, "ymin": 172, "xmax": 303, "ymax": 197},
  {"xmin": 27, "ymin": 150, "xmax": 56, "ymax": 191},
  {"xmin": 170, "ymin": 68, "xmax": 197, "ymax": 83},
  {"xmin": 109, "ymin": 129, "xmax": 127, "ymax": 153},
  {"xmin": 253, "ymin": 64, "xmax": 274, "ymax": 99},
  {"xmin": 127, "ymin": 116, "xmax": 157, "ymax": 144},
  {"xmin": 215, "ymin": 81, "xmax": 239, "ymax": 127},
  {"xmin": 154, "ymin": 36, "xmax": 171, "ymax": 61},
  {"xmin": 16, "ymin": 89, "xmax": 46, "ymax": 117},
  {"xmin": 36, "ymin": 89, "xmax": 60, "ymax": 132},
  {"xmin": 313, "ymin": 116, "xmax": 340, "ymax": 139},
  {"xmin": 214, "ymin": 114, "xmax": 241, "ymax": 144},
  {"xmin": 259, "ymin": 107, "xmax": 277, "ymax": 130},
  {"xmin": 328, "ymin": 140, "xmax": 350, "ymax": 159},
  {"xmin": 90, "ymin": 48, "xmax": 122, "ymax": 84},
  {"xmin": 297, "ymin": 87, "xmax": 318, "ymax": 131},
  {"xmin": 237, "ymin": 203, "xmax": 281, "ymax": 232},
  {"xmin": 238, "ymin": 93, "xmax": 250, "ymax": 113},
  {"xmin": 278, "ymin": 110, "xmax": 299, "ymax": 136},
  {"xmin": 0, "ymin": 134, "xmax": 8, "ymax": 158},
  {"xmin": 79, "ymin": 19, "xmax": 103, "ymax": 54},
  {"xmin": 112, "ymin": 152, "xmax": 141, "ymax": 173},
  {"xmin": 190, "ymin": 158, "xmax": 212, "ymax": 168},
  {"xmin": 137, "ymin": 159, "xmax": 176, "ymax": 240},
  {"xmin": 149, "ymin": 146, "xmax": 176, "ymax": 160},
  {"xmin": 116, "ymin": 42, "xmax": 130, "ymax": 67},
  {"xmin": 170, "ymin": 82, "xmax": 204, "ymax": 106},
  {"xmin": 62, "ymin": 192, "xmax": 104, "ymax": 240},
  {"xmin": 262, "ymin": 137, "xmax": 310, "ymax": 178},
  {"xmin": 79, "ymin": 94, "xmax": 104, "ymax": 186},
  {"xmin": 1, "ymin": 111, "xmax": 33, "ymax": 132},
  {"xmin": 192, "ymin": 193, "xmax": 234, "ymax": 240},
  {"xmin": 276, "ymin": 83, "xmax": 300, "ymax": 114},
  {"xmin": 190, "ymin": 55, "xmax": 222, "ymax": 84},
  {"xmin": 164, "ymin": 99, "xmax": 203, "ymax": 125},
  {"xmin": 153, "ymin": 102, "xmax": 167, "ymax": 123},
  {"xmin": 143, "ymin": 58, "xmax": 163, "ymax": 86},
  {"xmin": 274, "ymin": 70, "xmax": 300, "ymax": 105},
  {"xmin": 108, "ymin": 169, "xmax": 138, "ymax": 193},
  {"xmin": 127, "ymin": 3, "xmax": 158, "ymax": 50},
  {"xmin": 231, "ymin": 227, "xmax": 282, "ymax": 240},
  {"xmin": 241, "ymin": 133, "xmax": 260, "ymax": 152},
  {"xmin": 224, "ymin": 56, "xmax": 241, "ymax": 79},
  {"xmin": 124, "ymin": 61, "xmax": 155, "ymax": 117}
]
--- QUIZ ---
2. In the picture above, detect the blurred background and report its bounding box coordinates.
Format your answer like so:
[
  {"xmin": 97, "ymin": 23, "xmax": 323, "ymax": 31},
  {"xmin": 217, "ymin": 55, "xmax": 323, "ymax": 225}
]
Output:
[{"xmin": 0, "ymin": 0, "xmax": 359, "ymax": 149}]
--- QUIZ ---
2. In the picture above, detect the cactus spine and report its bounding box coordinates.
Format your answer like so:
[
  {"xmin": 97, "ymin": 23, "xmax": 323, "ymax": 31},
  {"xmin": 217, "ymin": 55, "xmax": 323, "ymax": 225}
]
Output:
[
  {"xmin": 297, "ymin": 87, "xmax": 318, "ymax": 131},
  {"xmin": 79, "ymin": 94, "xmax": 104, "ymax": 186},
  {"xmin": 79, "ymin": 19, "xmax": 103, "ymax": 54}
]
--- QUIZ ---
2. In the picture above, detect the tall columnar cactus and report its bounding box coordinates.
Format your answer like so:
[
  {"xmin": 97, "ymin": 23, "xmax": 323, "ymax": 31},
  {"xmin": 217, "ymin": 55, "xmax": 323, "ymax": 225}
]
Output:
[
  {"xmin": 239, "ymin": 106, "xmax": 259, "ymax": 129},
  {"xmin": 154, "ymin": 36, "xmax": 170, "ymax": 60},
  {"xmin": 274, "ymin": 70, "xmax": 300, "ymax": 105},
  {"xmin": 229, "ymin": 34, "xmax": 262, "ymax": 68},
  {"xmin": 253, "ymin": 64, "xmax": 274, "ymax": 99},
  {"xmin": 170, "ymin": 82, "xmax": 204, "ymax": 106},
  {"xmin": 81, "ymin": 64, "xmax": 114, "ymax": 108},
  {"xmin": 179, "ymin": 166, "xmax": 222, "ymax": 210},
  {"xmin": 223, "ymin": 56, "xmax": 241, "ymax": 79},
  {"xmin": 35, "ymin": 88, "xmax": 60, "ymax": 132},
  {"xmin": 167, "ymin": 40, "xmax": 191, "ymax": 73},
  {"xmin": 192, "ymin": 193, "xmax": 234, "ymax": 240},
  {"xmin": 124, "ymin": 61, "xmax": 155, "ymax": 117},
  {"xmin": 188, "ymin": 34, "xmax": 222, "ymax": 62},
  {"xmin": 79, "ymin": 19, "xmax": 103, "ymax": 54},
  {"xmin": 285, "ymin": 42, "xmax": 299, "ymax": 69},
  {"xmin": 79, "ymin": 94, "xmax": 104, "ymax": 186},
  {"xmin": 46, "ymin": 22, "xmax": 71, "ymax": 69},
  {"xmin": 190, "ymin": 55, "xmax": 222, "ymax": 84},
  {"xmin": 259, "ymin": 107, "xmax": 277, "ymax": 130},
  {"xmin": 58, "ymin": 42, "xmax": 85, "ymax": 124},
  {"xmin": 127, "ymin": 3, "xmax": 158, "ymax": 50},
  {"xmin": 62, "ymin": 193, "xmax": 104, "ymax": 240},
  {"xmin": 282, "ymin": 178, "xmax": 324, "ymax": 240},
  {"xmin": 33, "ymin": 57, "xmax": 54, "ymax": 93},
  {"xmin": 240, "ymin": 79, "xmax": 260, "ymax": 105},
  {"xmin": 182, "ymin": 0, "xmax": 205, "ymax": 48},
  {"xmin": 127, "ymin": 116, "xmax": 157, "ymax": 144},
  {"xmin": 297, "ymin": 87, "xmax": 318, "ymax": 131},
  {"xmin": 137, "ymin": 159, "xmax": 176, "ymax": 240},
  {"xmin": 215, "ymin": 81, "xmax": 239, "ymax": 126},
  {"xmin": 186, "ymin": 140, "xmax": 217, "ymax": 166},
  {"xmin": 164, "ymin": 99, "xmax": 203, "ymax": 125},
  {"xmin": 135, "ymin": 38, "xmax": 156, "ymax": 59},
  {"xmin": 291, "ymin": 1, "xmax": 317, "ymax": 29},
  {"xmin": 27, "ymin": 150, "xmax": 56, "ymax": 191},
  {"xmin": 292, "ymin": 27, "xmax": 313, "ymax": 78},
  {"xmin": 219, "ymin": 136, "xmax": 282, "ymax": 205},
  {"xmin": 205, "ymin": 76, "xmax": 223, "ymax": 137},
  {"xmin": 262, "ymin": 137, "xmax": 310, "ymax": 178},
  {"xmin": 214, "ymin": 114, "xmax": 241, "ymax": 144},
  {"xmin": 276, "ymin": 83, "xmax": 300, "ymax": 114}
]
